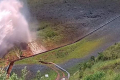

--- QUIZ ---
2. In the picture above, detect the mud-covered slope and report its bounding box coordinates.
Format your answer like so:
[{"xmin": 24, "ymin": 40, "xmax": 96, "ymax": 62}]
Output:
[
  {"xmin": 27, "ymin": 0, "xmax": 120, "ymax": 21},
  {"xmin": 26, "ymin": 0, "xmax": 120, "ymax": 49}
]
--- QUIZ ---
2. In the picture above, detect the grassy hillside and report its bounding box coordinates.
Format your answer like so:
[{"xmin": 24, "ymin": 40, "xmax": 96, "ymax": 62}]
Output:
[
  {"xmin": 70, "ymin": 42, "xmax": 120, "ymax": 80},
  {"xmin": 12, "ymin": 40, "xmax": 120, "ymax": 80},
  {"xmin": 0, "ymin": 41, "xmax": 120, "ymax": 80}
]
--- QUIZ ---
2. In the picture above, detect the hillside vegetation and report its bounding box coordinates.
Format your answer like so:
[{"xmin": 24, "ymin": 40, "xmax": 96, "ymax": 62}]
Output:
[
  {"xmin": 1, "ymin": 41, "xmax": 120, "ymax": 80},
  {"xmin": 16, "ymin": 38, "xmax": 103, "ymax": 64},
  {"xmin": 70, "ymin": 42, "xmax": 120, "ymax": 80}
]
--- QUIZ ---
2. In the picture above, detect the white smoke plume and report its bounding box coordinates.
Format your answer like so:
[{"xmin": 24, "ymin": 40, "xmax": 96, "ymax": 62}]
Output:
[{"xmin": 0, "ymin": 0, "xmax": 32, "ymax": 57}]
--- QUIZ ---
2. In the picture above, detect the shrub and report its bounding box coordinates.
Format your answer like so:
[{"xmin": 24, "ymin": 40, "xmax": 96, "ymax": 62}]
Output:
[
  {"xmin": 83, "ymin": 71, "xmax": 105, "ymax": 80},
  {"xmin": 55, "ymin": 50, "xmax": 68, "ymax": 58},
  {"xmin": 90, "ymin": 56, "xmax": 95, "ymax": 62},
  {"xmin": 0, "ymin": 66, "xmax": 29, "ymax": 80},
  {"xmin": 0, "ymin": 68, "xmax": 7, "ymax": 80},
  {"xmin": 45, "ymin": 29, "xmax": 58, "ymax": 38},
  {"xmin": 114, "ymin": 73, "xmax": 120, "ymax": 80},
  {"xmin": 21, "ymin": 66, "xmax": 29, "ymax": 80},
  {"xmin": 34, "ymin": 70, "xmax": 41, "ymax": 80},
  {"xmin": 97, "ymin": 52, "xmax": 105, "ymax": 61},
  {"xmin": 9, "ymin": 73, "xmax": 19, "ymax": 80}
]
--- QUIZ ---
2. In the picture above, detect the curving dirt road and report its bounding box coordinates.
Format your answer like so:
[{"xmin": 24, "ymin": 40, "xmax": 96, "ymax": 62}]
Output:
[{"xmin": 39, "ymin": 61, "xmax": 69, "ymax": 80}]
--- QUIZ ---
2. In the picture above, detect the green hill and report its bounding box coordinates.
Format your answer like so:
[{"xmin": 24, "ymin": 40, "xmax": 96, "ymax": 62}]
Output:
[{"xmin": 70, "ymin": 42, "xmax": 120, "ymax": 80}]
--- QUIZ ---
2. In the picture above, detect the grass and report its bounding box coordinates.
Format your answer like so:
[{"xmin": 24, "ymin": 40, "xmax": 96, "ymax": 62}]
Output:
[
  {"xmin": 67, "ymin": 63, "xmax": 80, "ymax": 75},
  {"xmin": 69, "ymin": 42, "xmax": 120, "ymax": 80},
  {"xmin": 36, "ymin": 22, "xmax": 64, "ymax": 48},
  {"xmin": 40, "ymin": 70, "xmax": 57, "ymax": 80},
  {"xmin": 83, "ymin": 59, "xmax": 120, "ymax": 80},
  {"xmin": 0, "ymin": 59, "xmax": 6, "ymax": 67},
  {"xmin": 16, "ymin": 37, "xmax": 104, "ymax": 64},
  {"xmin": 70, "ymin": 59, "xmax": 120, "ymax": 80},
  {"xmin": 30, "ymin": 21, "xmax": 79, "ymax": 49}
]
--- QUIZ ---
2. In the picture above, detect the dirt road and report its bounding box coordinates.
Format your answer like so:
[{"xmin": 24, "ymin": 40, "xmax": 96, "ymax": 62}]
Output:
[{"xmin": 39, "ymin": 61, "xmax": 69, "ymax": 80}]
